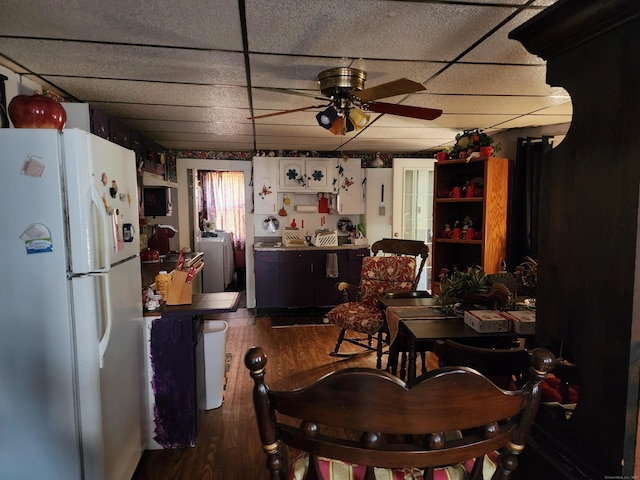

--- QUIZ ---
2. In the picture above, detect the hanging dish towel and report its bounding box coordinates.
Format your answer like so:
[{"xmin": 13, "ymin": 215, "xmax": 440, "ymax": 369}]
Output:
[{"xmin": 326, "ymin": 253, "xmax": 339, "ymax": 278}]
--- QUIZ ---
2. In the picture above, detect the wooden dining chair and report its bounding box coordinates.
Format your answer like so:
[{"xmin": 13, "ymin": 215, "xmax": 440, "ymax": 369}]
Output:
[
  {"xmin": 326, "ymin": 238, "xmax": 429, "ymax": 369},
  {"xmin": 433, "ymin": 339, "xmax": 532, "ymax": 389},
  {"xmin": 245, "ymin": 345, "xmax": 555, "ymax": 480}
]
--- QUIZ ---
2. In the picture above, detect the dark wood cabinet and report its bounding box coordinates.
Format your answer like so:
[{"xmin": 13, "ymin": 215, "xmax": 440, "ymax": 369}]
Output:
[
  {"xmin": 510, "ymin": 2, "xmax": 640, "ymax": 477},
  {"xmin": 279, "ymin": 251, "xmax": 316, "ymax": 307},
  {"xmin": 142, "ymin": 137, "xmax": 167, "ymax": 177},
  {"xmin": 254, "ymin": 250, "xmax": 280, "ymax": 309},
  {"xmin": 109, "ymin": 118, "xmax": 131, "ymax": 148},
  {"xmin": 255, "ymin": 248, "xmax": 369, "ymax": 313},
  {"xmin": 130, "ymin": 130, "xmax": 143, "ymax": 170},
  {"xmin": 89, "ymin": 105, "xmax": 109, "ymax": 139},
  {"xmin": 347, "ymin": 248, "xmax": 369, "ymax": 286},
  {"xmin": 313, "ymin": 250, "xmax": 350, "ymax": 306}
]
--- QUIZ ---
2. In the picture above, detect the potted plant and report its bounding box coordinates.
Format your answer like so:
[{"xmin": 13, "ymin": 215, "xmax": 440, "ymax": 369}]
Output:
[{"xmin": 435, "ymin": 266, "xmax": 489, "ymax": 314}]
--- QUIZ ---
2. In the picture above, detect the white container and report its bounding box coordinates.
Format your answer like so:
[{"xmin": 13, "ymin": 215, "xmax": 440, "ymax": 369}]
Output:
[{"xmin": 204, "ymin": 321, "xmax": 229, "ymax": 410}]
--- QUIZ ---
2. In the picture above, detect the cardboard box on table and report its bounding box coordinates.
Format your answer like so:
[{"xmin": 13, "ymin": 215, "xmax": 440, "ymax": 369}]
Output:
[{"xmin": 463, "ymin": 310, "xmax": 511, "ymax": 333}]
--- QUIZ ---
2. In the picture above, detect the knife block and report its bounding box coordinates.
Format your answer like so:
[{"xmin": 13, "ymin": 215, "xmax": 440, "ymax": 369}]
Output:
[{"xmin": 166, "ymin": 270, "xmax": 192, "ymax": 305}]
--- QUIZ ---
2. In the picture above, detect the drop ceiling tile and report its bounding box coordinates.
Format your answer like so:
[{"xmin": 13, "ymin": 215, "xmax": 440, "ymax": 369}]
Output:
[
  {"xmin": 0, "ymin": 0, "xmax": 243, "ymax": 50},
  {"xmin": 37, "ymin": 76, "xmax": 249, "ymax": 109},
  {"xmin": 427, "ymin": 63, "xmax": 556, "ymax": 95},
  {"xmin": 0, "ymin": 38, "xmax": 246, "ymax": 85},
  {"xmin": 461, "ymin": 9, "xmax": 548, "ymax": 64},
  {"xmin": 535, "ymin": 102, "xmax": 573, "ymax": 115},
  {"xmin": 246, "ymin": 0, "xmax": 517, "ymax": 61},
  {"xmin": 124, "ymin": 119, "xmax": 254, "ymax": 137},
  {"xmin": 438, "ymin": 114, "xmax": 521, "ymax": 130},
  {"xmin": 162, "ymin": 139, "xmax": 257, "ymax": 150},
  {"xmin": 94, "ymin": 103, "xmax": 252, "ymax": 124},
  {"xmin": 357, "ymin": 125, "xmax": 458, "ymax": 140},
  {"xmin": 497, "ymin": 114, "xmax": 573, "ymax": 128},
  {"xmin": 403, "ymin": 93, "xmax": 570, "ymax": 115}
]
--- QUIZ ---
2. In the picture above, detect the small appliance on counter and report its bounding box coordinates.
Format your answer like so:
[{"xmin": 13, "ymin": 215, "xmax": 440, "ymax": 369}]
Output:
[
  {"xmin": 148, "ymin": 224, "xmax": 177, "ymax": 254},
  {"xmin": 141, "ymin": 248, "xmax": 160, "ymax": 263}
]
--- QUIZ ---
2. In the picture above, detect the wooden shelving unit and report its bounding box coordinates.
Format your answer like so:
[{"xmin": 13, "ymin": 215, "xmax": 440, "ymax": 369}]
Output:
[{"xmin": 431, "ymin": 156, "xmax": 510, "ymax": 293}]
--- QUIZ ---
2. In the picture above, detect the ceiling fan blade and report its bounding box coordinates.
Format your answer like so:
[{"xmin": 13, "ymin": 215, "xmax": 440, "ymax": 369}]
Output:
[
  {"xmin": 356, "ymin": 78, "xmax": 426, "ymax": 101},
  {"xmin": 248, "ymin": 104, "xmax": 328, "ymax": 120},
  {"xmin": 365, "ymin": 101, "xmax": 443, "ymax": 120}
]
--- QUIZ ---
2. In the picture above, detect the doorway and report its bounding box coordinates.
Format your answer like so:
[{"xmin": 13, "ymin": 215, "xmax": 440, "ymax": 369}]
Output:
[
  {"xmin": 392, "ymin": 158, "xmax": 436, "ymax": 290},
  {"xmin": 190, "ymin": 169, "xmax": 246, "ymax": 294}
]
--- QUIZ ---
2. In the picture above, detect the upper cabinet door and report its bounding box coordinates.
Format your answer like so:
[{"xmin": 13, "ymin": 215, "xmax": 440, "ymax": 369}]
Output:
[
  {"xmin": 253, "ymin": 156, "xmax": 279, "ymax": 214},
  {"xmin": 305, "ymin": 159, "xmax": 331, "ymax": 190},
  {"xmin": 335, "ymin": 157, "xmax": 363, "ymax": 214},
  {"xmin": 279, "ymin": 158, "xmax": 332, "ymax": 191},
  {"xmin": 279, "ymin": 158, "xmax": 307, "ymax": 191}
]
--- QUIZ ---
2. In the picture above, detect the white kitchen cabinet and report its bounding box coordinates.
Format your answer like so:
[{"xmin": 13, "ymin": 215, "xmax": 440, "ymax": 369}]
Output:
[
  {"xmin": 334, "ymin": 157, "xmax": 363, "ymax": 214},
  {"xmin": 279, "ymin": 158, "xmax": 332, "ymax": 192},
  {"xmin": 253, "ymin": 156, "xmax": 279, "ymax": 214}
]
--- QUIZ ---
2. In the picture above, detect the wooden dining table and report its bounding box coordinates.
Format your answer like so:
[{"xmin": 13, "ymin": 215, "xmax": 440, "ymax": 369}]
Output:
[{"xmin": 378, "ymin": 297, "xmax": 529, "ymax": 382}]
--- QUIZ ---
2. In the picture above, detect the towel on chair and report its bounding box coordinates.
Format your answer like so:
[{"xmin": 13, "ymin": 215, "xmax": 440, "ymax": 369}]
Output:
[{"xmin": 326, "ymin": 253, "xmax": 339, "ymax": 278}]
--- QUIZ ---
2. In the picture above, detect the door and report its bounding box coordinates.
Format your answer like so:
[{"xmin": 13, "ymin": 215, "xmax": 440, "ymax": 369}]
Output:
[
  {"xmin": 63, "ymin": 129, "xmax": 139, "ymax": 272},
  {"xmin": 72, "ymin": 258, "xmax": 143, "ymax": 479},
  {"xmin": 392, "ymin": 158, "xmax": 436, "ymax": 291}
]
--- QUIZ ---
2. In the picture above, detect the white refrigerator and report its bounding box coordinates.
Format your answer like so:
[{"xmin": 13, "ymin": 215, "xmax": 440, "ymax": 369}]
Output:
[{"xmin": 0, "ymin": 129, "xmax": 144, "ymax": 479}]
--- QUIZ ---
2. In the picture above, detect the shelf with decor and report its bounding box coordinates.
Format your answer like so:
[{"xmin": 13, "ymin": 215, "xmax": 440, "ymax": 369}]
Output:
[{"xmin": 431, "ymin": 156, "xmax": 510, "ymax": 294}]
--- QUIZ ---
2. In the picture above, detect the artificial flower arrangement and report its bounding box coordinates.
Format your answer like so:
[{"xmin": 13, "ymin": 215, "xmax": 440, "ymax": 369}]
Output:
[{"xmin": 447, "ymin": 128, "xmax": 501, "ymax": 159}]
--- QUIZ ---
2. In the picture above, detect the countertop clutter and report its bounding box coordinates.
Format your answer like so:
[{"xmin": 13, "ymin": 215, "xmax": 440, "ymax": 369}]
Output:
[
  {"xmin": 141, "ymin": 251, "xmax": 204, "ymax": 289},
  {"xmin": 141, "ymin": 251, "xmax": 205, "ymax": 313}
]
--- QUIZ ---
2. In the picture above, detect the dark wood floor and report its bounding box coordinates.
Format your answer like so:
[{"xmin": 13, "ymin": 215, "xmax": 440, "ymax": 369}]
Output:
[{"xmin": 132, "ymin": 303, "xmax": 560, "ymax": 479}]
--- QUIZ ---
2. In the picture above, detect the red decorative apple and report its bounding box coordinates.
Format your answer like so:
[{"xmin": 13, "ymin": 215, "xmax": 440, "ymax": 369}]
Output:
[{"xmin": 8, "ymin": 93, "xmax": 66, "ymax": 131}]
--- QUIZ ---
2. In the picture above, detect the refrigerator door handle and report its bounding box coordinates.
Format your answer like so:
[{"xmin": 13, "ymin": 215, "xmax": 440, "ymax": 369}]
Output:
[
  {"xmin": 90, "ymin": 186, "xmax": 110, "ymax": 272},
  {"xmin": 97, "ymin": 271, "xmax": 112, "ymax": 368}
]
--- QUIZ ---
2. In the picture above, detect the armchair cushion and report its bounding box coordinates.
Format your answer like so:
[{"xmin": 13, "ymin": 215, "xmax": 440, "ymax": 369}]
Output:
[
  {"xmin": 289, "ymin": 449, "xmax": 498, "ymax": 480},
  {"xmin": 359, "ymin": 256, "xmax": 417, "ymax": 306},
  {"xmin": 326, "ymin": 303, "xmax": 383, "ymax": 334}
]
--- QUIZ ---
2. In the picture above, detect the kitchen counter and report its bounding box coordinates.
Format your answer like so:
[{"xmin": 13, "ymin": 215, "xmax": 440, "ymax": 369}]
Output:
[
  {"xmin": 146, "ymin": 292, "xmax": 239, "ymax": 317},
  {"xmin": 253, "ymin": 243, "xmax": 369, "ymax": 251}
]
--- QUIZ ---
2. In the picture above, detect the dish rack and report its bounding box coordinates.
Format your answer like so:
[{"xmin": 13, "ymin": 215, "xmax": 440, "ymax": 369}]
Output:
[
  {"xmin": 282, "ymin": 228, "xmax": 305, "ymax": 247},
  {"xmin": 313, "ymin": 230, "xmax": 338, "ymax": 247}
]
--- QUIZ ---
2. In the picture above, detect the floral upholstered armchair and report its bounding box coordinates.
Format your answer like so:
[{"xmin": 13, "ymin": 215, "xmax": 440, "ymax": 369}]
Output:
[{"xmin": 327, "ymin": 238, "xmax": 428, "ymax": 368}]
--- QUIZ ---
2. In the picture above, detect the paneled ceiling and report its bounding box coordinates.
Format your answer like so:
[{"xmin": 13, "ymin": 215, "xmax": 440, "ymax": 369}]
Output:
[{"xmin": 0, "ymin": 0, "xmax": 570, "ymax": 154}]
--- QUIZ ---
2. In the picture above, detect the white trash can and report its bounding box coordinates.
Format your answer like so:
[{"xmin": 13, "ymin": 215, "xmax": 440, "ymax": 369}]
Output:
[{"xmin": 204, "ymin": 320, "xmax": 229, "ymax": 410}]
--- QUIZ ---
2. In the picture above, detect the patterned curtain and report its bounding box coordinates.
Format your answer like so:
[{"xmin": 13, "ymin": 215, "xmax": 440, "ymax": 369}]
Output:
[{"xmin": 200, "ymin": 170, "xmax": 246, "ymax": 247}]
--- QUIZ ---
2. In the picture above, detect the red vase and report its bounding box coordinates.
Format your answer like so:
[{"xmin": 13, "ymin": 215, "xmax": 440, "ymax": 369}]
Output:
[{"xmin": 8, "ymin": 94, "xmax": 66, "ymax": 131}]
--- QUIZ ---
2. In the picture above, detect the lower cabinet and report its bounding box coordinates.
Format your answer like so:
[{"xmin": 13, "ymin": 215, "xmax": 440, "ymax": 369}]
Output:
[
  {"xmin": 279, "ymin": 250, "xmax": 349, "ymax": 308},
  {"xmin": 255, "ymin": 248, "xmax": 370, "ymax": 312},
  {"xmin": 346, "ymin": 248, "xmax": 369, "ymax": 286},
  {"xmin": 255, "ymin": 250, "xmax": 281, "ymax": 308}
]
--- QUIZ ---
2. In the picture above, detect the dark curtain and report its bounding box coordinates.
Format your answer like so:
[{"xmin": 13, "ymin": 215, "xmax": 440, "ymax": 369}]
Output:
[{"xmin": 506, "ymin": 136, "xmax": 553, "ymax": 269}]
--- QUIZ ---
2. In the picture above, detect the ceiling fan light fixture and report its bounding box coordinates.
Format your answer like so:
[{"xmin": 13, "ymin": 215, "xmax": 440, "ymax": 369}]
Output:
[
  {"xmin": 348, "ymin": 107, "xmax": 370, "ymax": 130},
  {"xmin": 328, "ymin": 116, "xmax": 347, "ymax": 135},
  {"xmin": 345, "ymin": 115, "xmax": 355, "ymax": 133},
  {"xmin": 316, "ymin": 106, "xmax": 338, "ymax": 129}
]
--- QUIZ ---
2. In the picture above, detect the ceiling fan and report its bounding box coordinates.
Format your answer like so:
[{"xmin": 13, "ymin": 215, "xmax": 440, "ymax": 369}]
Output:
[{"xmin": 249, "ymin": 67, "xmax": 443, "ymax": 135}]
